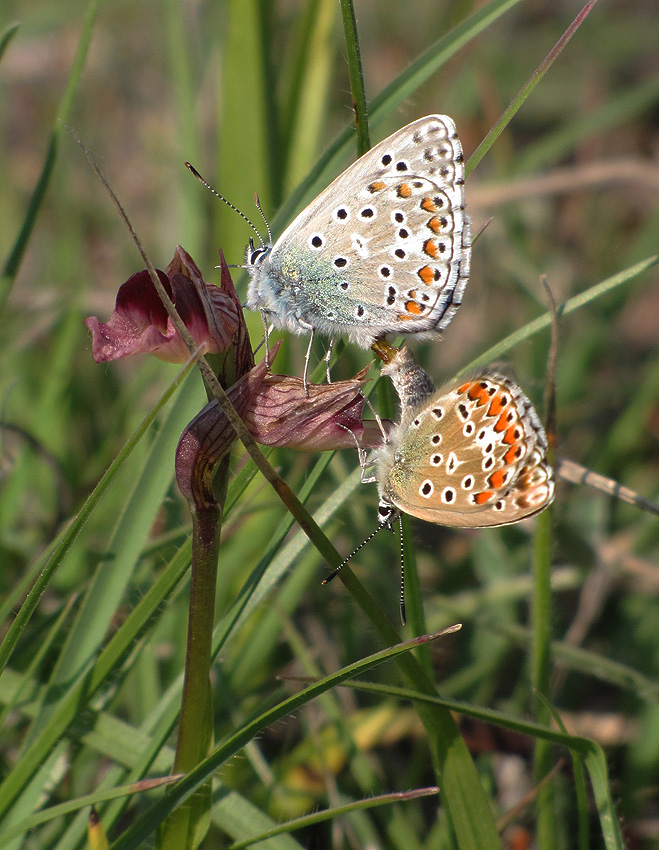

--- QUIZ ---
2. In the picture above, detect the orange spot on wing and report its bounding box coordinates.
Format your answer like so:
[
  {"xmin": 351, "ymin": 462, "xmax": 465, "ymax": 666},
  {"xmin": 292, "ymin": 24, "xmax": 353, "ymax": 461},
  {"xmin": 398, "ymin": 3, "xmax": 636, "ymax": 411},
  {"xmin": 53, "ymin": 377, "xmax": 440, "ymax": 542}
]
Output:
[
  {"xmin": 488, "ymin": 469, "xmax": 506, "ymax": 489},
  {"xmin": 427, "ymin": 216, "xmax": 441, "ymax": 233},
  {"xmin": 467, "ymin": 382, "xmax": 481, "ymax": 400},
  {"xmin": 494, "ymin": 414, "xmax": 509, "ymax": 432},
  {"xmin": 421, "ymin": 197, "xmax": 436, "ymax": 212},
  {"xmin": 397, "ymin": 183, "xmax": 412, "ymax": 198},
  {"xmin": 368, "ymin": 180, "xmax": 386, "ymax": 192},
  {"xmin": 504, "ymin": 446, "xmax": 518, "ymax": 464},
  {"xmin": 405, "ymin": 301, "xmax": 424, "ymax": 315},
  {"xmin": 503, "ymin": 426, "xmax": 518, "ymax": 444},
  {"xmin": 458, "ymin": 381, "xmax": 471, "ymax": 394},
  {"xmin": 487, "ymin": 393, "xmax": 505, "ymax": 417},
  {"xmin": 423, "ymin": 238, "xmax": 439, "ymax": 259},
  {"xmin": 467, "ymin": 382, "xmax": 490, "ymax": 405},
  {"xmin": 474, "ymin": 491, "xmax": 494, "ymax": 505},
  {"xmin": 417, "ymin": 265, "xmax": 436, "ymax": 284}
]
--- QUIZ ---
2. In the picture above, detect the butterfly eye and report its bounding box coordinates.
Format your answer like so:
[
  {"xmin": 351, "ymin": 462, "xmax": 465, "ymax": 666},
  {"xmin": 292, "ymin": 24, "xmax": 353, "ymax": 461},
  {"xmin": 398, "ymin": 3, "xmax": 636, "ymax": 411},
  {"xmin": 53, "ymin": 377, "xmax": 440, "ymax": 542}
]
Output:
[
  {"xmin": 248, "ymin": 245, "xmax": 270, "ymax": 265},
  {"xmin": 378, "ymin": 502, "xmax": 394, "ymax": 523}
]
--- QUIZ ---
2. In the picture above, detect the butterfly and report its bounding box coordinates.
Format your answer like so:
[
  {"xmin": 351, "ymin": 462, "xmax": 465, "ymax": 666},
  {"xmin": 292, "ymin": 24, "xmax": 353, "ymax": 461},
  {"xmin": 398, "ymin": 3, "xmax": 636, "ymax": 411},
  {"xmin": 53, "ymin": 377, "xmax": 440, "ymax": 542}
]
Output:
[
  {"xmin": 370, "ymin": 346, "xmax": 555, "ymax": 529},
  {"xmin": 245, "ymin": 115, "xmax": 471, "ymax": 378},
  {"xmin": 323, "ymin": 346, "xmax": 554, "ymax": 622}
]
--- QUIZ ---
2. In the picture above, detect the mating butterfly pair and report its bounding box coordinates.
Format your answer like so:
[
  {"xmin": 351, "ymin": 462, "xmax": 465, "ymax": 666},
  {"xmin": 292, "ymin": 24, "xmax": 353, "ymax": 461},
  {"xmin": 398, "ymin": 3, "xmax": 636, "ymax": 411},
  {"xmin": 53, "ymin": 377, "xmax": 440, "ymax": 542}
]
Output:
[{"xmin": 242, "ymin": 114, "xmax": 554, "ymax": 535}]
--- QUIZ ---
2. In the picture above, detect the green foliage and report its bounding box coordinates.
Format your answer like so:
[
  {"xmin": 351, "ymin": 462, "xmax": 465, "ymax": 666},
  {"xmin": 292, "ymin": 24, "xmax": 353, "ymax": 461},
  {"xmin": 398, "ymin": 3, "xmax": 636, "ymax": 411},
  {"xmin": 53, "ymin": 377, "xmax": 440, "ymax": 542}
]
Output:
[{"xmin": 1, "ymin": 0, "xmax": 657, "ymax": 848}]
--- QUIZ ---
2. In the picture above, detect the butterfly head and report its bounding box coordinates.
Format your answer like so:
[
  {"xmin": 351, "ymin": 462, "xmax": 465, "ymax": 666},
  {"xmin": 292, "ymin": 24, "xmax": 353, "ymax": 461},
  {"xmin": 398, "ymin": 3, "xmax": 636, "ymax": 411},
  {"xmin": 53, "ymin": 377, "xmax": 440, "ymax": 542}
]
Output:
[
  {"xmin": 377, "ymin": 500, "xmax": 399, "ymax": 527},
  {"xmin": 245, "ymin": 238, "xmax": 271, "ymax": 269}
]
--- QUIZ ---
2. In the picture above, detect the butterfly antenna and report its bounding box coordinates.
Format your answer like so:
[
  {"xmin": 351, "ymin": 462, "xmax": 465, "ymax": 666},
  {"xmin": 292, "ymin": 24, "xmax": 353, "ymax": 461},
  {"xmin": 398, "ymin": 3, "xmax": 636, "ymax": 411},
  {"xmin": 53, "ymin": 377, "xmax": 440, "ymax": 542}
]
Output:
[
  {"xmin": 185, "ymin": 162, "xmax": 263, "ymax": 244},
  {"xmin": 253, "ymin": 193, "xmax": 272, "ymax": 245},
  {"xmin": 322, "ymin": 523, "xmax": 388, "ymax": 585},
  {"xmin": 397, "ymin": 514, "xmax": 406, "ymax": 625}
]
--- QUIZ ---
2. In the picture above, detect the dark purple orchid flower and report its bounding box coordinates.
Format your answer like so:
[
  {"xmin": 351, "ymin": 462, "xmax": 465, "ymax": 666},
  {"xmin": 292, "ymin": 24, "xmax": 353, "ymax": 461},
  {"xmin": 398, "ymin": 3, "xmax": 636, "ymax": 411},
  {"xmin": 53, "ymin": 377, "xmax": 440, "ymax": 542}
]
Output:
[{"xmin": 85, "ymin": 246, "xmax": 240, "ymax": 364}]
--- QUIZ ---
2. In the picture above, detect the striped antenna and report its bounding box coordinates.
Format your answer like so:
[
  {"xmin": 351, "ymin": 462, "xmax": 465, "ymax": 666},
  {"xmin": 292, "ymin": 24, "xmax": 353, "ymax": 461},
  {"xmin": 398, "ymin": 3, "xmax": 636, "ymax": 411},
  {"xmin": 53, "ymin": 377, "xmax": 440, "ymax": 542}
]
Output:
[{"xmin": 185, "ymin": 162, "xmax": 263, "ymax": 244}]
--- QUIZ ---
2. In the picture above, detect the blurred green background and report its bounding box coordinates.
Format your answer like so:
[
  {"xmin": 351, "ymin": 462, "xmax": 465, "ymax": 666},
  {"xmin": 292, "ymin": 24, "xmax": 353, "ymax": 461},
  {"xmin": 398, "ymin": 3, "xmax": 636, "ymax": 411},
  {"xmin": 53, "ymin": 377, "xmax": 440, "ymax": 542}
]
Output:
[{"xmin": 1, "ymin": 1, "xmax": 658, "ymax": 848}]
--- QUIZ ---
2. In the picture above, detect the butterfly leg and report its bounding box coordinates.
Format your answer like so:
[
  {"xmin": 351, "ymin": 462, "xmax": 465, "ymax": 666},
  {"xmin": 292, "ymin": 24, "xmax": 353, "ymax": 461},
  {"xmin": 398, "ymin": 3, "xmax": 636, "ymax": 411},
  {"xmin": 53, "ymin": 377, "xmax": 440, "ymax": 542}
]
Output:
[
  {"xmin": 324, "ymin": 338, "xmax": 335, "ymax": 383},
  {"xmin": 360, "ymin": 393, "xmax": 389, "ymax": 446},
  {"xmin": 302, "ymin": 326, "xmax": 315, "ymax": 396},
  {"xmin": 260, "ymin": 311, "xmax": 272, "ymax": 370},
  {"xmin": 360, "ymin": 458, "xmax": 377, "ymax": 484},
  {"xmin": 336, "ymin": 423, "xmax": 378, "ymax": 485}
]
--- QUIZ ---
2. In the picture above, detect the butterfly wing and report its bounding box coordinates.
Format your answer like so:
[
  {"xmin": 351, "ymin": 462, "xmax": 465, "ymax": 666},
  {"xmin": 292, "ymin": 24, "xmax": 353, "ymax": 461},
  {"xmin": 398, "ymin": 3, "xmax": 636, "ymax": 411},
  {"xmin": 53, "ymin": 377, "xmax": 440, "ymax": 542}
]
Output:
[
  {"xmin": 249, "ymin": 116, "xmax": 470, "ymax": 348},
  {"xmin": 377, "ymin": 373, "xmax": 554, "ymax": 527}
]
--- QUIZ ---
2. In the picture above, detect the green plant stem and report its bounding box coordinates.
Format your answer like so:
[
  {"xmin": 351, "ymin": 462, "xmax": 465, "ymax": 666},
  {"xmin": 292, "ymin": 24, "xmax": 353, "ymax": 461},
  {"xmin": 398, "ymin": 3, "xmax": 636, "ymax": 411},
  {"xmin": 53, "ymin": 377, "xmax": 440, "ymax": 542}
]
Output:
[
  {"xmin": 339, "ymin": 0, "xmax": 370, "ymax": 156},
  {"xmin": 531, "ymin": 507, "xmax": 555, "ymax": 850},
  {"xmin": 160, "ymin": 454, "xmax": 229, "ymax": 850}
]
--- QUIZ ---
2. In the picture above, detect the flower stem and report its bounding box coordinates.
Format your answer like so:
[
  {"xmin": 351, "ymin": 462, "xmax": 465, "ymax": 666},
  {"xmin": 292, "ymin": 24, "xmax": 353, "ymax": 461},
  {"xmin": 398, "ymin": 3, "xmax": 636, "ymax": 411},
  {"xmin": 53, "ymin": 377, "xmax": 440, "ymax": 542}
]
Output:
[{"xmin": 160, "ymin": 454, "xmax": 229, "ymax": 849}]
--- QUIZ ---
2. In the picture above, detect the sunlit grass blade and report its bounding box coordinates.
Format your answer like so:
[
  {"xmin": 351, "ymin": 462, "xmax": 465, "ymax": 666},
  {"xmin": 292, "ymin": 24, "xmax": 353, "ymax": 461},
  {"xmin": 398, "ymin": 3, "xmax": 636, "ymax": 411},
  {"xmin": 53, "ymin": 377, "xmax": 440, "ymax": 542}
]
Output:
[
  {"xmin": 459, "ymin": 254, "xmax": 659, "ymax": 374},
  {"xmin": 0, "ymin": 351, "xmax": 201, "ymax": 681},
  {"xmin": 271, "ymin": 0, "xmax": 524, "ymax": 233},
  {"xmin": 106, "ymin": 628, "xmax": 461, "ymax": 850},
  {"xmin": 346, "ymin": 681, "xmax": 626, "ymax": 850},
  {"xmin": 0, "ymin": 0, "xmax": 100, "ymax": 312},
  {"xmin": 0, "ymin": 22, "xmax": 20, "ymax": 62},
  {"xmin": 0, "ymin": 777, "xmax": 181, "ymax": 848},
  {"xmin": 226, "ymin": 787, "xmax": 440, "ymax": 850},
  {"xmin": 467, "ymin": 0, "xmax": 599, "ymax": 177},
  {"xmin": 279, "ymin": 0, "xmax": 337, "ymax": 193},
  {"xmin": 0, "ymin": 538, "xmax": 194, "ymax": 824}
]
